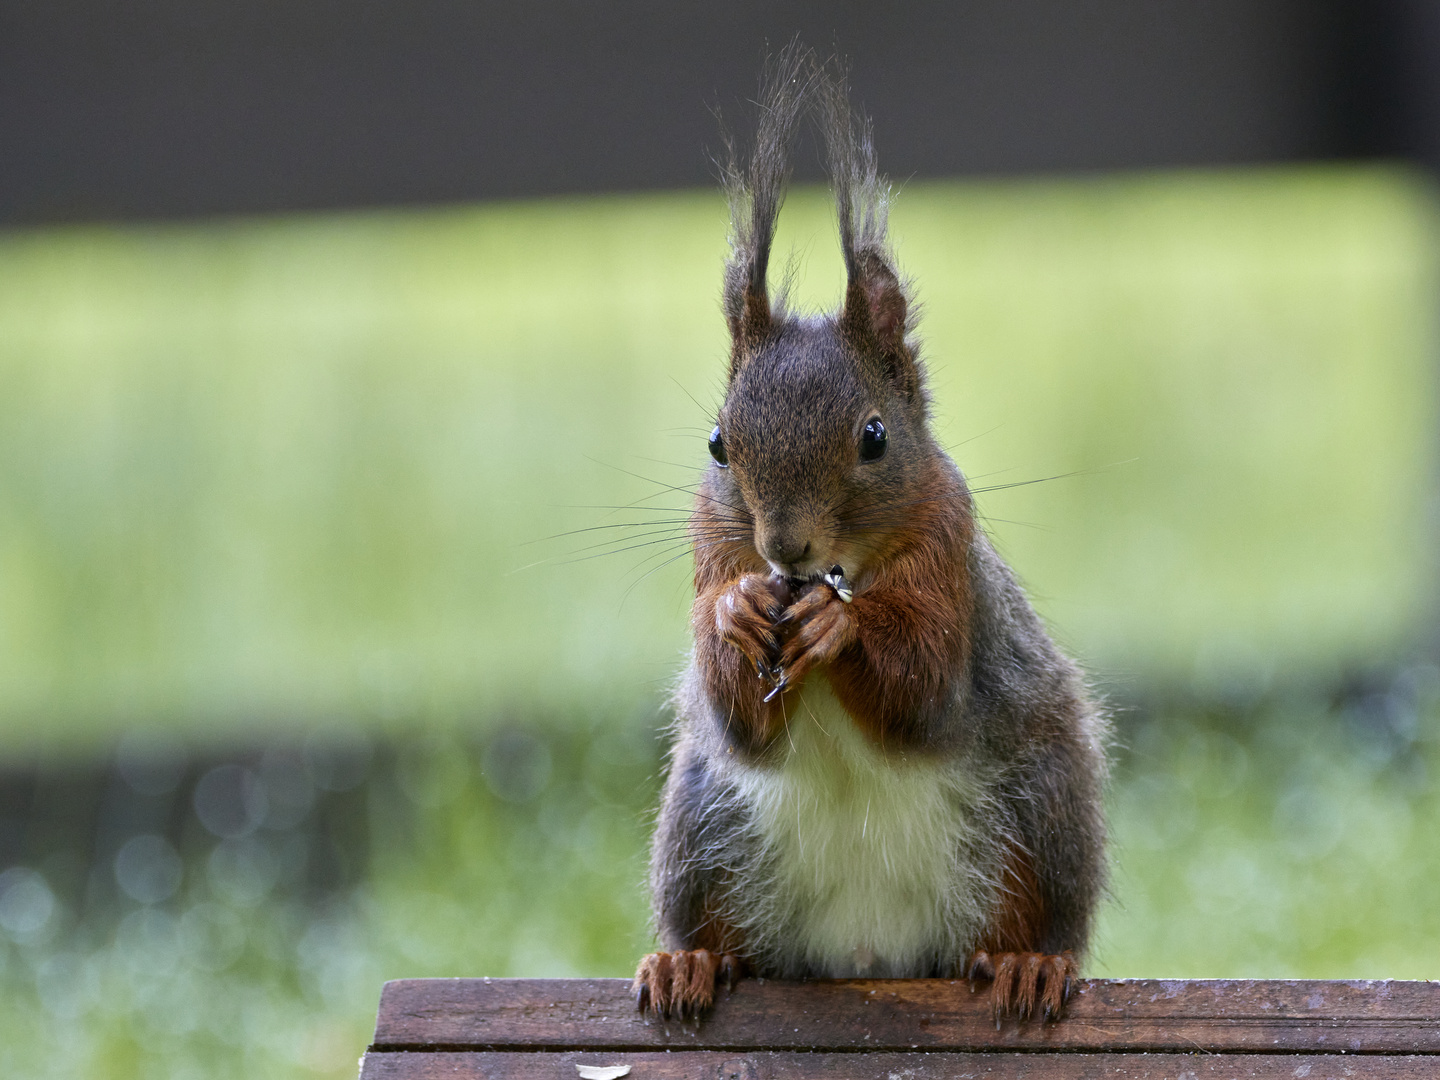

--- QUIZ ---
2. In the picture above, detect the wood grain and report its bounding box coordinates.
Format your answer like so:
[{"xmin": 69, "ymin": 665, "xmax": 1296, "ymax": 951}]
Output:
[
  {"xmin": 360, "ymin": 1049, "xmax": 1440, "ymax": 1079},
  {"xmin": 371, "ymin": 977, "xmax": 1440, "ymax": 1055}
]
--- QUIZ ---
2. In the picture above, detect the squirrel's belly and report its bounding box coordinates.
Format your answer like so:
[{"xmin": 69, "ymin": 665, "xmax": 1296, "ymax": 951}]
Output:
[{"xmin": 728, "ymin": 679, "xmax": 988, "ymax": 978}]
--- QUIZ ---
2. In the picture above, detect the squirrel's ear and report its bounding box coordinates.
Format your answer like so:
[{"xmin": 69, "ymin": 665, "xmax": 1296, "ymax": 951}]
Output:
[
  {"xmin": 723, "ymin": 261, "xmax": 773, "ymax": 363},
  {"xmin": 842, "ymin": 252, "xmax": 919, "ymax": 399},
  {"xmin": 843, "ymin": 248, "xmax": 907, "ymax": 348}
]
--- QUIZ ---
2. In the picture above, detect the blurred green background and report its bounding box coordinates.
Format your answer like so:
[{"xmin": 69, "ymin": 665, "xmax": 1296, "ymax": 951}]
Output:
[{"xmin": 1, "ymin": 165, "xmax": 1438, "ymax": 1078}]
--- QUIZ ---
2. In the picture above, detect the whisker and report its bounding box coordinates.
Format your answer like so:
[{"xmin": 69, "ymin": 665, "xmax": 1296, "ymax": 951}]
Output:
[
  {"xmin": 524, "ymin": 519, "xmax": 701, "ymax": 545},
  {"xmin": 970, "ymin": 470, "xmax": 1088, "ymax": 495},
  {"xmin": 669, "ymin": 375, "xmax": 718, "ymax": 420},
  {"xmin": 635, "ymin": 455, "xmax": 712, "ymax": 472},
  {"xmin": 969, "ymin": 459, "xmax": 1135, "ymax": 495},
  {"xmin": 975, "ymin": 516, "xmax": 1052, "ymax": 531},
  {"xmin": 618, "ymin": 528, "xmax": 753, "ymax": 591},
  {"xmin": 581, "ymin": 521, "xmax": 750, "ymax": 552},
  {"xmin": 621, "ymin": 546, "xmax": 701, "ymax": 606},
  {"xmin": 531, "ymin": 513, "xmax": 750, "ymax": 541},
  {"xmin": 551, "ymin": 529, "xmax": 696, "ymax": 557},
  {"xmin": 940, "ymin": 423, "xmax": 1005, "ymax": 452},
  {"xmin": 583, "ymin": 456, "xmax": 753, "ymax": 519},
  {"xmin": 837, "ymin": 492, "xmax": 962, "ymax": 527},
  {"xmin": 831, "ymin": 488, "xmax": 958, "ymax": 516},
  {"xmin": 515, "ymin": 538, "xmax": 692, "ymax": 571},
  {"xmin": 517, "ymin": 525, "xmax": 754, "ymax": 573},
  {"xmin": 560, "ymin": 504, "xmax": 711, "ymax": 515}
]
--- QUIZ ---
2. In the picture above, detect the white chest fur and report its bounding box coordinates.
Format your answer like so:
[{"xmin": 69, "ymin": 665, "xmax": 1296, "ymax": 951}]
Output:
[{"xmin": 727, "ymin": 679, "xmax": 988, "ymax": 977}]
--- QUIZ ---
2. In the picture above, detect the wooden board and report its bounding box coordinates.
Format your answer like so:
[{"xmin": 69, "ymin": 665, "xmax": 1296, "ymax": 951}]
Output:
[
  {"xmin": 369, "ymin": 977, "xmax": 1440, "ymax": 1054},
  {"xmin": 361, "ymin": 978, "xmax": 1440, "ymax": 1078},
  {"xmin": 361, "ymin": 1050, "xmax": 1440, "ymax": 1079}
]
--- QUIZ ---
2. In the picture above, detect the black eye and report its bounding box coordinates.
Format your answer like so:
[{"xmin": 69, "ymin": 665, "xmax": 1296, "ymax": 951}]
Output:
[
  {"xmin": 860, "ymin": 418, "xmax": 887, "ymax": 462},
  {"xmin": 708, "ymin": 425, "xmax": 728, "ymax": 467}
]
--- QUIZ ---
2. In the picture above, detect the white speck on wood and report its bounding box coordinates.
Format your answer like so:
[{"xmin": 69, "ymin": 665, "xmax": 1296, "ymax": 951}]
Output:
[{"xmin": 576, "ymin": 1066, "xmax": 631, "ymax": 1079}]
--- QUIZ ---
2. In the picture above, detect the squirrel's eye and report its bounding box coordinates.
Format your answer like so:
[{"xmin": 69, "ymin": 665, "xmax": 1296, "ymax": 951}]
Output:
[
  {"xmin": 860, "ymin": 418, "xmax": 887, "ymax": 462},
  {"xmin": 708, "ymin": 425, "xmax": 728, "ymax": 467}
]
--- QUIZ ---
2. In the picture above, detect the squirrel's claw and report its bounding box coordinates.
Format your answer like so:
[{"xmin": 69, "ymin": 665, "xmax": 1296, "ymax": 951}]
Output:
[
  {"xmin": 967, "ymin": 950, "xmax": 1076, "ymax": 1023},
  {"xmin": 718, "ymin": 952, "xmax": 741, "ymax": 989},
  {"xmin": 967, "ymin": 949, "xmax": 995, "ymax": 982},
  {"xmin": 633, "ymin": 949, "xmax": 741, "ymax": 1020}
]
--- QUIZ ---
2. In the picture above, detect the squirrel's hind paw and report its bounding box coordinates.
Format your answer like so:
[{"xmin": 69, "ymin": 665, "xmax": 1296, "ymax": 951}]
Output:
[
  {"xmin": 967, "ymin": 950, "xmax": 1076, "ymax": 1022},
  {"xmin": 632, "ymin": 949, "xmax": 741, "ymax": 1020}
]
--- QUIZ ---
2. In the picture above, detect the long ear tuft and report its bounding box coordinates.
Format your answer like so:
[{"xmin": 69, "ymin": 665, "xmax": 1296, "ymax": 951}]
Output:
[
  {"xmin": 719, "ymin": 43, "xmax": 812, "ymax": 370},
  {"xmin": 815, "ymin": 59, "xmax": 920, "ymax": 399}
]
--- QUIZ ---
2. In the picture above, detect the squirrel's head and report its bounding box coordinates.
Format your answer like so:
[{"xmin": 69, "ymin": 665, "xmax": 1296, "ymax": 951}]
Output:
[
  {"xmin": 710, "ymin": 271, "xmax": 933, "ymax": 583},
  {"xmin": 699, "ymin": 50, "xmax": 941, "ymax": 584}
]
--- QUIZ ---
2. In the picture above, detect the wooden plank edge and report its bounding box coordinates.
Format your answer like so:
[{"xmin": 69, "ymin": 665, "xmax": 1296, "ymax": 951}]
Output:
[
  {"xmin": 364, "ymin": 1042, "xmax": 1440, "ymax": 1057},
  {"xmin": 372, "ymin": 977, "xmax": 1440, "ymax": 1055},
  {"xmin": 364, "ymin": 1041, "xmax": 1440, "ymax": 1057},
  {"xmin": 359, "ymin": 1049, "xmax": 1440, "ymax": 1079}
]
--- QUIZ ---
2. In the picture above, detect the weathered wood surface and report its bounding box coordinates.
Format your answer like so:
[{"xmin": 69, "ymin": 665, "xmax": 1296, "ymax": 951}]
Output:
[
  {"xmin": 369, "ymin": 977, "xmax": 1440, "ymax": 1055},
  {"xmin": 361, "ymin": 1050, "xmax": 1440, "ymax": 1079}
]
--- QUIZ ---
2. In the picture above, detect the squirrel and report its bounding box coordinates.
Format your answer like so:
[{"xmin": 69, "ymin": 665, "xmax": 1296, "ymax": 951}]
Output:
[{"xmin": 633, "ymin": 49, "xmax": 1109, "ymax": 1023}]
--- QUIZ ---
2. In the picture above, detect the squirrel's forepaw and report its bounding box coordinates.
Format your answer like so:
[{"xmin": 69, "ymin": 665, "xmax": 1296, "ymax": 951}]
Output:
[
  {"xmin": 967, "ymin": 950, "xmax": 1076, "ymax": 1022},
  {"xmin": 776, "ymin": 585, "xmax": 854, "ymax": 683},
  {"xmin": 716, "ymin": 575, "xmax": 787, "ymax": 676},
  {"xmin": 632, "ymin": 949, "xmax": 742, "ymax": 1020}
]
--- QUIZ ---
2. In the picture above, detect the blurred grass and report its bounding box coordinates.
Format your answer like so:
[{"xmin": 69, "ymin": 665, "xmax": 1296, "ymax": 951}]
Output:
[
  {"xmin": 1, "ymin": 694, "xmax": 1436, "ymax": 1079},
  {"xmin": 1098, "ymin": 686, "xmax": 1440, "ymax": 977},
  {"xmin": 0, "ymin": 165, "xmax": 1434, "ymax": 745}
]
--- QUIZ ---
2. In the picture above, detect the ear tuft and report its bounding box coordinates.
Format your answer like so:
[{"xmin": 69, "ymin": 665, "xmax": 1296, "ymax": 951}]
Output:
[
  {"xmin": 718, "ymin": 43, "xmax": 814, "ymax": 378},
  {"xmin": 816, "ymin": 58, "xmax": 921, "ymax": 398}
]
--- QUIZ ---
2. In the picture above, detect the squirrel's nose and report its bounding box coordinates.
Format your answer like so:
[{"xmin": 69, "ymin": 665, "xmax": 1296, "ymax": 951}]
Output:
[{"xmin": 760, "ymin": 535, "xmax": 812, "ymax": 568}]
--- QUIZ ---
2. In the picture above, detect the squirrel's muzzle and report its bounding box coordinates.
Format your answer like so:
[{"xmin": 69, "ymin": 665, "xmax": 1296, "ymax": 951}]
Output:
[{"xmin": 757, "ymin": 520, "xmax": 822, "ymax": 578}]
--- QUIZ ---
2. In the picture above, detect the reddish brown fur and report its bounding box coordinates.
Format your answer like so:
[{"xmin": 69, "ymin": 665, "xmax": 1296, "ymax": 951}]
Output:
[
  {"xmin": 979, "ymin": 846, "xmax": 1047, "ymax": 955},
  {"xmin": 690, "ymin": 892, "xmax": 747, "ymax": 957},
  {"xmin": 823, "ymin": 464, "xmax": 972, "ymax": 745}
]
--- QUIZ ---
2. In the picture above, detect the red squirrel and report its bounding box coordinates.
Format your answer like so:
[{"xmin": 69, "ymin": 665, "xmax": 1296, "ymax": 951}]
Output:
[{"xmin": 634, "ymin": 50, "xmax": 1109, "ymax": 1022}]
